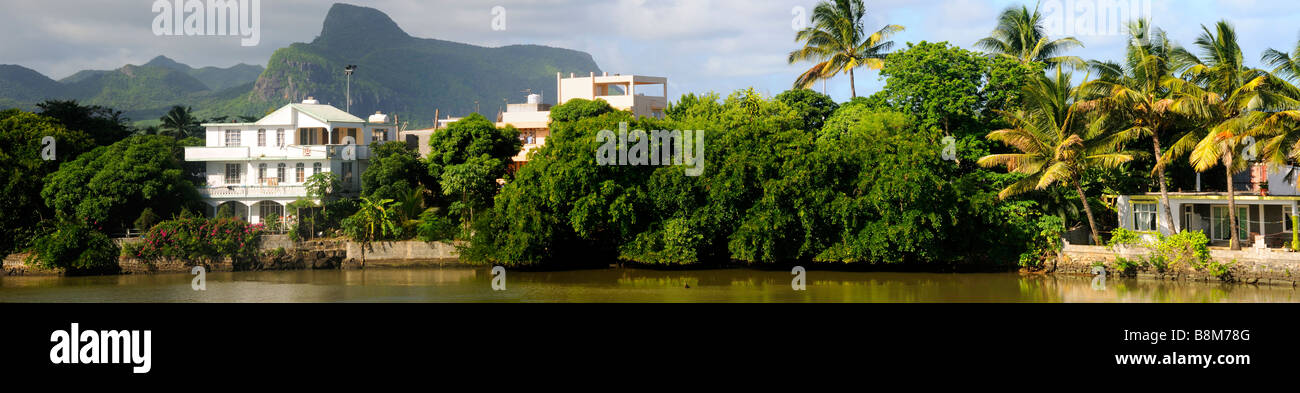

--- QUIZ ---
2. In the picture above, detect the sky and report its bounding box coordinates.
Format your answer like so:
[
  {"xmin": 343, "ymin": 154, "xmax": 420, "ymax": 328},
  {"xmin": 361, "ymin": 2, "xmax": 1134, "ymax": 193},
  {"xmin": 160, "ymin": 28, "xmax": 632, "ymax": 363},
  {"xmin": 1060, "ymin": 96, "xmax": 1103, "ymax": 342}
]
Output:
[{"xmin": 2, "ymin": 0, "xmax": 1299, "ymax": 103}]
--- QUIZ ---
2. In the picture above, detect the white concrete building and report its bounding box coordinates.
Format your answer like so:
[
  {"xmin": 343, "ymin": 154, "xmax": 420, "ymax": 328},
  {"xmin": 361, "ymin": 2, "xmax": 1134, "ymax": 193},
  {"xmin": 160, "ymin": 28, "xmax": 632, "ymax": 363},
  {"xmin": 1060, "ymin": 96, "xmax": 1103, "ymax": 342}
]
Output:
[
  {"xmin": 184, "ymin": 98, "xmax": 397, "ymax": 224},
  {"xmin": 1116, "ymin": 164, "xmax": 1300, "ymax": 248},
  {"xmin": 399, "ymin": 72, "xmax": 669, "ymax": 171}
]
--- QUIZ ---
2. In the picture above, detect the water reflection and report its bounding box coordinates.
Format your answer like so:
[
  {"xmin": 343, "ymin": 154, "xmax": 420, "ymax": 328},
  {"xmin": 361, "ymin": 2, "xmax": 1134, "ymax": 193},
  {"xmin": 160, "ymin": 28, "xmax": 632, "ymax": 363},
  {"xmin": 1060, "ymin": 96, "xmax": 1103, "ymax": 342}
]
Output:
[{"xmin": 0, "ymin": 267, "xmax": 1295, "ymax": 303}]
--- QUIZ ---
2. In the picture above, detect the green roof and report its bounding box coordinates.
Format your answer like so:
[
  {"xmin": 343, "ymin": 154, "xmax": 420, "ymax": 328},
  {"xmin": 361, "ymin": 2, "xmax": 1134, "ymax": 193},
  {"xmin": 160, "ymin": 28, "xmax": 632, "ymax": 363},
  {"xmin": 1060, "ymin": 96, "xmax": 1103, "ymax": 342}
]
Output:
[{"xmin": 290, "ymin": 103, "xmax": 366, "ymax": 123}]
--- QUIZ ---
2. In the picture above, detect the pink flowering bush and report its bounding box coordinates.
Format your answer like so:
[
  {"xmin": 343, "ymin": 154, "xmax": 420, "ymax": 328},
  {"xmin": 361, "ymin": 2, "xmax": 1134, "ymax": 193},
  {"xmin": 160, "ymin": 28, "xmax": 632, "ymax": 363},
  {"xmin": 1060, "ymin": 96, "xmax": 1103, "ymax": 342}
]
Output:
[{"xmin": 125, "ymin": 218, "xmax": 267, "ymax": 263}]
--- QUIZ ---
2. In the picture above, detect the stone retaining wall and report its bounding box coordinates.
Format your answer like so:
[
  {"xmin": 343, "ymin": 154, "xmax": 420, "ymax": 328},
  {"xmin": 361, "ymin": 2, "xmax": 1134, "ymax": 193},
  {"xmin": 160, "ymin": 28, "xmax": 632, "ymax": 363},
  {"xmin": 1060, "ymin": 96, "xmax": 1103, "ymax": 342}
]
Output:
[
  {"xmin": 3, "ymin": 253, "xmax": 62, "ymax": 276},
  {"xmin": 1057, "ymin": 243, "xmax": 1300, "ymax": 286},
  {"xmin": 260, "ymin": 235, "xmax": 294, "ymax": 251},
  {"xmin": 346, "ymin": 241, "xmax": 460, "ymax": 264},
  {"xmin": 118, "ymin": 258, "xmax": 233, "ymax": 274}
]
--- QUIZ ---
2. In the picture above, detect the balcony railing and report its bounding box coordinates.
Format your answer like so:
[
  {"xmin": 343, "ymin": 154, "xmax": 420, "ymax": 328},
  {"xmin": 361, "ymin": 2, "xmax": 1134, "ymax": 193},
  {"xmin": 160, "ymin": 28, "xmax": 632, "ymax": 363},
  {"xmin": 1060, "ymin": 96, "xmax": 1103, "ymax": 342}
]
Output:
[
  {"xmin": 198, "ymin": 186, "xmax": 309, "ymax": 198},
  {"xmin": 185, "ymin": 145, "xmax": 370, "ymax": 161}
]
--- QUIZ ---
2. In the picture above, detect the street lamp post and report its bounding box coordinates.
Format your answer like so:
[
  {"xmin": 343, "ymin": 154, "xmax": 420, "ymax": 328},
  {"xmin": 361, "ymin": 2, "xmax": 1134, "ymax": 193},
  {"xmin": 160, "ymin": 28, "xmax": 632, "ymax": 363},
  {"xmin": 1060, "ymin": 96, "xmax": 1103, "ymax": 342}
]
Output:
[{"xmin": 344, "ymin": 65, "xmax": 357, "ymax": 114}]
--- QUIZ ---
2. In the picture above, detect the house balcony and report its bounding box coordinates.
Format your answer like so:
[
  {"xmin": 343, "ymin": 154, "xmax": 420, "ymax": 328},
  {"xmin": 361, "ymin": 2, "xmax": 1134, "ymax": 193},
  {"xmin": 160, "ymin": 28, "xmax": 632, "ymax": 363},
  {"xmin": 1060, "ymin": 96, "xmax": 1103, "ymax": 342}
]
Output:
[
  {"xmin": 185, "ymin": 145, "xmax": 370, "ymax": 162},
  {"xmin": 198, "ymin": 185, "xmax": 309, "ymax": 199}
]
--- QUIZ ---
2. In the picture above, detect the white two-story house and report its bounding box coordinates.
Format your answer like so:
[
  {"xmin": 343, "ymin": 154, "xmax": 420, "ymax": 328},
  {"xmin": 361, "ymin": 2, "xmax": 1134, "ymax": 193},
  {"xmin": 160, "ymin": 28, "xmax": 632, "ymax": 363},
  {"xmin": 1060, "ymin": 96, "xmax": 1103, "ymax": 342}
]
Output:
[{"xmin": 185, "ymin": 98, "xmax": 396, "ymax": 224}]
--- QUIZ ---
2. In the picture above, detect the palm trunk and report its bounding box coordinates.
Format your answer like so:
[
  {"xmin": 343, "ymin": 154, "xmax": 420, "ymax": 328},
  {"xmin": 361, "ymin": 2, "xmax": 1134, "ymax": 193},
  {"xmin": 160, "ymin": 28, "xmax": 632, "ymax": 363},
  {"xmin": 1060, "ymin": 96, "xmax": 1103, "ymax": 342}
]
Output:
[
  {"xmin": 1225, "ymin": 153, "xmax": 1241, "ymax": 250},
  {"xmin": 1074, "ymin": 182, "xmax": 1103, "ymax": 245},
  {"xmin": 1151, "ymin": 135, "xmax": 1177, "ymax": 234},
  {"xmin": 849, "ymin": 68, "xmax": 856, "ymax": 99}
]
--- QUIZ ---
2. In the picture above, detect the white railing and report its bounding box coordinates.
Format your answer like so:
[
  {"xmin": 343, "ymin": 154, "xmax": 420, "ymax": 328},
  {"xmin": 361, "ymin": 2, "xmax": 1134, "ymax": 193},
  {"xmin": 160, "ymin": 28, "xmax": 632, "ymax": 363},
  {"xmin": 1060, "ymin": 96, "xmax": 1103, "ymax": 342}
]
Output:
[
  {"xmin": 199, "ymin": 186, "xmax": 309, "ymax": 198},
  {"xmin": 185, "ymin": 146, "xmax": 250, "ymax": 160},
  {"xmin": 186, "ymin": 145, "xmax": 370, "ymax": 161}
]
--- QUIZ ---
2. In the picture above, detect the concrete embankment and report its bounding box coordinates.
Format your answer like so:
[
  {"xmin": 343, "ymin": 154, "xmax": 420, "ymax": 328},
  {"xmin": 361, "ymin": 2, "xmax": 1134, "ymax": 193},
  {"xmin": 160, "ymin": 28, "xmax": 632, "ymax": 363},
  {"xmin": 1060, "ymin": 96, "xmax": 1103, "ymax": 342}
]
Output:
[
  {"xmin": 1054, "ymin": 242, "xmax": 1300, "ymax": 287},
  {"xmin": 4, "ymin": 237, "xmax": 462, "ymax": 276},
  {"xmin": 346, "ymin": 240, "xmax": 461, "ymax": 267}
]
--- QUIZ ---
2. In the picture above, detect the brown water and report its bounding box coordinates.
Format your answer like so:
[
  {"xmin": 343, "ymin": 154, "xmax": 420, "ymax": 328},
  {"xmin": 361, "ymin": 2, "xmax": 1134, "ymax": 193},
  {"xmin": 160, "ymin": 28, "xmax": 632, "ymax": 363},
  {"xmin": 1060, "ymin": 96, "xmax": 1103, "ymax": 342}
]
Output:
[{"xmin": 0, "ymin": 268, "xmax": 1296, "ymax": 303}]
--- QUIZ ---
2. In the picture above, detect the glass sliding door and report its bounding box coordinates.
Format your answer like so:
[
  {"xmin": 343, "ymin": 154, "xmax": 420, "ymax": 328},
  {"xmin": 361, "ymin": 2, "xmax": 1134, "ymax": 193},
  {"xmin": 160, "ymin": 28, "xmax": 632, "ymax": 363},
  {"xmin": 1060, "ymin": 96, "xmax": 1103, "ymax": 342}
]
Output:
[{"xmin": 1210, "ymin": 206, "xmax": 1250, "ymax": 241}]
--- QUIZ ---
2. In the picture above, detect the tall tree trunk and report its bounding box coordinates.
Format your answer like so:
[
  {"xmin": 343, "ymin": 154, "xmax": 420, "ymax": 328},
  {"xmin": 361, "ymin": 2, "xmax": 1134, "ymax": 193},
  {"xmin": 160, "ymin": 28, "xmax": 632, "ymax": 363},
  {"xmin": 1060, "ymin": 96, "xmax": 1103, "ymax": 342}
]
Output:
[
  {"xmin": 849, "ymin": 68, "xmax": 856, "ymax": 98},
  {"xmin": 1225, "ymin": 152, "xmax": 1241, "ymax": 250},
  {"xmin": 1151, "ymin": 135, "xmax": 1177, "ymax": 234},
  {"xmin": 1075, "ymin": 182, "xmax": 1103, "ymax": 245}
]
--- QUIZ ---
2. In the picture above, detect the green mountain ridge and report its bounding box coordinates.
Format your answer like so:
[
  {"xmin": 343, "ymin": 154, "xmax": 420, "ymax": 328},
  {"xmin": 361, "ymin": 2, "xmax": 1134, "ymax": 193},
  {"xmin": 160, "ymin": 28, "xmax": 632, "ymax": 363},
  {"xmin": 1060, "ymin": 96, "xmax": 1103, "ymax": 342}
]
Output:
[{"xmin": 0, "ymin": 3, "xmax": 604, "ymax": 129}]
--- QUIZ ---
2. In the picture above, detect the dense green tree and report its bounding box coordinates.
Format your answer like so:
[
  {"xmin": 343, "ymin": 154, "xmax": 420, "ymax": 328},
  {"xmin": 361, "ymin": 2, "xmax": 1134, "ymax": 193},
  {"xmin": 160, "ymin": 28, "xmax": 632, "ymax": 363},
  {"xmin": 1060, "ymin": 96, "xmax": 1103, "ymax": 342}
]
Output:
[
  {"xmin": 440, "ymin": 155, "xmax": 504, "ymax": 230},
  {"xmin": 876, "ymin": 41, "xmax": 1043, "ymax": 137},
  {"xmin": 877, "ymin": 41, "xmax": 987, "ymax": 136},
  {"xmin": 422, "ymin": 112, "xmax": 520, "ymax": 233},
  {"xmin": 774, "ymin": 89, "xmax": 840, "ymax": 131},
  {"xmin": 0, "ymin": 111, "xmax": 95, "ymax": 254},
  {"xmin": 35, "ymin": 100, "xmax": 132, "ymax": 147},
  {"xmin": 361, "ymin": 141, "xmax": 430, "ymax": 202},
  {"xmin": 25, "ymin": 218, "xmax": 119, "ymax": 273},
  {"xmin": 41, "ymin": 135, "xmax": 201, "ymax": 234},
  {"xmin": 466, "ymin": 99, "xmax": 658, "ymax": 266}
]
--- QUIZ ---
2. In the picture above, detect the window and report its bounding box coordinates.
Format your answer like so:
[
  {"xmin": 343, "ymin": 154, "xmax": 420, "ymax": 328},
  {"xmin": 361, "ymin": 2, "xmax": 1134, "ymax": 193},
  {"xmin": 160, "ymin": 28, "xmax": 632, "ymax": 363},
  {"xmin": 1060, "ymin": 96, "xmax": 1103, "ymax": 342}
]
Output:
[
  {"xmin": 257, "ymin": 129, "xmax": 266, "ymax": 147},
  {"xmin": 225, "ymin": 164, "xmax": 241, "ymax": 184},
  {"xmin": 276, "ymin": 129, "xmax": 285, "ymax": 147},
  {"xmin": 259, "ymin": 203, "xmax": 284, "ymax": 225},
  {"xmin": 342, "ymin": 162, "xmax": 354, "ymax": 186},
  {"xmin": 312, "ymin": 162, "xmax": 321, "ymax": 177},
  {"xmin": 372, "ymin": 129, "xmax": 387, "ymax": 144},
  {"xmin": 258, "ymin": 163, "xmax": 267, "ymax": 184},
  {"xmin": 224, "ymin": 130, "xmax": 240, "ymax": 147},
  {"xmin": 1287, "ymin": 206, "xmax": 1295, "ymax": 232},
  {"xmin": 1133, "ymin": 203, "xmax": 1157, "ymax": 232},
  {"xmin": 296, "ymin": 163, "xmax": 305, "ymax": 183},
  {"xmin": 277, "ymin": 163, "xmax": 286, "ymax": 183}
]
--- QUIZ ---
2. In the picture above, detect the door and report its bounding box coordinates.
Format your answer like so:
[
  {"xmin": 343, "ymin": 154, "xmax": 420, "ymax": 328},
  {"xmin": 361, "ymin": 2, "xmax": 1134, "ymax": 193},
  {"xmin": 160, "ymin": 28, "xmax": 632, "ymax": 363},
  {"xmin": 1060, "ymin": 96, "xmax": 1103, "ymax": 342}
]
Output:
[{"xmin": 1210, "ymin": 206, "xmax": 1250, "ymax": 241}]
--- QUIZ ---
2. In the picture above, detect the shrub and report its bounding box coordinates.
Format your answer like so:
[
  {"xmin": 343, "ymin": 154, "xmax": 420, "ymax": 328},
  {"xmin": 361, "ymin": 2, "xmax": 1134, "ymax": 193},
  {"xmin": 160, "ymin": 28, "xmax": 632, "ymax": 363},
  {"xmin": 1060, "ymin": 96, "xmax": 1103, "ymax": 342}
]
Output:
[
  {"xmin": 1113, "ymin": 257, "xmax": 1141, "ymax": 276},
  {"xmin": 1018, "ymin": 214, "xmax": 1064, "ymax": 268},
  {"xmin": 417, "ymin": 208, "xmax": 458, "ymax": 242},
  {"xmin": 1153, "ymin": 231, "xmax": 1211, "ymax": 270},
  {"xmin": 26, "ymin": 219, "xmax": 120, "ymax": 272},
  {"xmin": 134, "ymin": 208, "xmax": 162, "ymax": 232},
  {"xmin": 1107, "ymin": 228, "xmax": 1145, "ymax": 249},
  {"xmin": 1201, "ymin": 259, "xmax": 1236, "ymax": 281},
  {"xmin": 126, "ymin": 218, "xmax": 267, "ymax": 264}
]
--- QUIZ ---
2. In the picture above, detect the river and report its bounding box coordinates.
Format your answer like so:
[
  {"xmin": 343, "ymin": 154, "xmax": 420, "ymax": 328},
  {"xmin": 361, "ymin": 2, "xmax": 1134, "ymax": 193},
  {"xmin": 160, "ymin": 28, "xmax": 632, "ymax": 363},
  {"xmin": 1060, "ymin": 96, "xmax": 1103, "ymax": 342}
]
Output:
[{"xmin": 1, "ymin": 267, "xmax": 1296, "ymax": 302}]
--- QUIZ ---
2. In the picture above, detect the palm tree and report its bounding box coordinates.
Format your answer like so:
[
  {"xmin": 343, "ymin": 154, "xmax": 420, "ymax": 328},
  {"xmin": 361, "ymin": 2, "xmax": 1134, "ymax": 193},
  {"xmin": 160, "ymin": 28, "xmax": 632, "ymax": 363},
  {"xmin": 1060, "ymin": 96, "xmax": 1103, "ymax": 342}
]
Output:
[
  {"xmin": 787, "ymin": 0, "xmax": 904, "ymax": 98},
  {"xmin": 979, "ymin": 68, "xmax": 1136, "ymax": 245},
  {"xmin": 1245, "ymin": 36, "xmax": 1300, "ymax": 193},
  {"xmin": 975, "ymin": 4, "xmax": 1085, "ymax": 69},
  {"xmin": 1082, "ymin": 20, "xmax": 1184, "ymax": 233},
  {"xmin": 158, "ymin": 106, "xmax": 199, "ymax": 139},
  {"xmin": 1166, "ymin": 21, "xmax": 1296, "ymax": 250},
  {"xmin": 1263, "ymin": 36, "xmax": 1300, "ymax": 83},
  {"xmin": 396, "ymin": 185, "xmax": 428, "ymax": 222}
]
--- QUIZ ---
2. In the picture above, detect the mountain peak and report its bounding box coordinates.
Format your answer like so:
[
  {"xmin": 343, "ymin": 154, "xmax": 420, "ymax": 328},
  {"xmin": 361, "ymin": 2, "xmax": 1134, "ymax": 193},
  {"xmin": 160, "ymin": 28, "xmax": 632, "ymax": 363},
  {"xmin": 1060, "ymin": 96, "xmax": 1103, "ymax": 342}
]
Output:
[
  {"xmin": 316, "ymin": 3, "xmax": 411, "ymax": 49},
  {"xmin": 143, "ymin": 55, "xmax": 191, "ymax": 72}
]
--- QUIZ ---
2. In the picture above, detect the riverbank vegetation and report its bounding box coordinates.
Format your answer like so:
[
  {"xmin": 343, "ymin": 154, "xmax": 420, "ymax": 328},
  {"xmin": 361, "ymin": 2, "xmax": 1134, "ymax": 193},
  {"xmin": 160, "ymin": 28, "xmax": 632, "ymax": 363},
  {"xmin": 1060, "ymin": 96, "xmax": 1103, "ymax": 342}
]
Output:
[
  {"xmin": 123, "ymin": 218, "xmax": 268, "ymax": 264},
  {"xmin": 6, "ymin": 0, "xmax": 1300, "ymax": 274}
]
